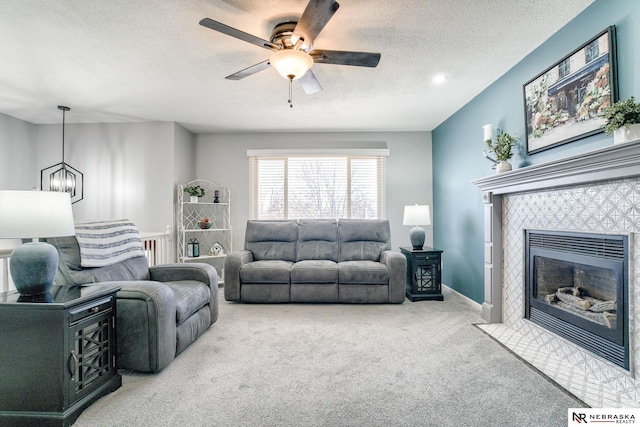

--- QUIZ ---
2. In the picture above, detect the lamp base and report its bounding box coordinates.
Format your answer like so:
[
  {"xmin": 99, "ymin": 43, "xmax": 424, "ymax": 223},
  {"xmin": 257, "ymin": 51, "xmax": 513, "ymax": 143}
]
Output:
[
  {"xmin": 10, "ymin": 242, "xmax": 59, "ymax": 295},
  {"xmin": 409, "ymin": 226, "xmax": 426, "ymax": 250}
]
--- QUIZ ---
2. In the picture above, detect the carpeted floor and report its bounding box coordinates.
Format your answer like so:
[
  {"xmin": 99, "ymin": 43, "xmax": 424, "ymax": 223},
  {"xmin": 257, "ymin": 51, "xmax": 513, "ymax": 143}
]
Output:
[{"xmin": 73, "ymin": 288, "xmax": 585, "ymax": 426}]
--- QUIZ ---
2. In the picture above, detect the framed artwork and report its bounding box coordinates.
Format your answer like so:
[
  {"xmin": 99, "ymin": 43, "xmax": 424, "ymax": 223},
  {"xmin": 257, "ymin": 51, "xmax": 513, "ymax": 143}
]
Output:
[{"xmin": 524, "ymin": 26, "xmax": 617, "ymax": 154}]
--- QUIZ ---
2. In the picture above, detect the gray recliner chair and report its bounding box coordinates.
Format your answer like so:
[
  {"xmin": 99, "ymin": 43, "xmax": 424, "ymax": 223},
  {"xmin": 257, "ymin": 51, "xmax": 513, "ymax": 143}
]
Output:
[{"xmin": 46, "ymin": 234, "xmax": 218, "ymax": 373}]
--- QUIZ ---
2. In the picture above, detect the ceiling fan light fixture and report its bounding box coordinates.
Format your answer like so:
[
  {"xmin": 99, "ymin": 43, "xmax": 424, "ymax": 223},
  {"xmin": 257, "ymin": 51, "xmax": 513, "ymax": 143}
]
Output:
[{"xmin": 270, "ymin": 49, "xmax": 313, "ymax": 80}]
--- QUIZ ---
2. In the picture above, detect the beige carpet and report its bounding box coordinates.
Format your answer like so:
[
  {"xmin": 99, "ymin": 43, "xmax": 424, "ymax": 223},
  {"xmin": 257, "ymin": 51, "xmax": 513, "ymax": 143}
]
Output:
[{"xmin": 73, "ymin": 288, "xmax": 584, "ymax": 426}]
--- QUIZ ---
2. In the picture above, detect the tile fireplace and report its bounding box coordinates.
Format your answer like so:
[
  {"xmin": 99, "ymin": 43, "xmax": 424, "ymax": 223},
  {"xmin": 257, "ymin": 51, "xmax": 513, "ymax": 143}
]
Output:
[{"xmin": 473, "ymin": 141, "xmax": 640, "ymax": 407}]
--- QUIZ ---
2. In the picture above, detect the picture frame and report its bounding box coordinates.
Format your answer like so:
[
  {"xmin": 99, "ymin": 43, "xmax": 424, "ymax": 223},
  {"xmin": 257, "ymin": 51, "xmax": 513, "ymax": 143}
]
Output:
[{"xmin": 523, "ymin": 26, "xmax": 618, "ymax": 154}]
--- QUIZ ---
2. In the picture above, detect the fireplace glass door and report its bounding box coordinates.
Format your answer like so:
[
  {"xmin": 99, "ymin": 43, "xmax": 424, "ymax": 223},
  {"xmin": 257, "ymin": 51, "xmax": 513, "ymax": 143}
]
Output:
[{"xmin": 525, "ymin": 230, "xmax": 628, "ymax": 369}]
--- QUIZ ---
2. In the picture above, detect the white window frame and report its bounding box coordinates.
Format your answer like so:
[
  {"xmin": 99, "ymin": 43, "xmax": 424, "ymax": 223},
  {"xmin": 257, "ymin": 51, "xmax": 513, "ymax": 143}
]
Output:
[{"xmin": 248, "ymin": 149, "xmax": 388, "ymax": 220}]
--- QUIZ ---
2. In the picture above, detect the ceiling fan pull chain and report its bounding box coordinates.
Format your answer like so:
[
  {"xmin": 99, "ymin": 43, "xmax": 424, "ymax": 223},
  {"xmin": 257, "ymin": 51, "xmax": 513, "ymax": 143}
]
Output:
[{"xmin": 288, "ymin": 75, "xmax": 294, "ymax": 108}]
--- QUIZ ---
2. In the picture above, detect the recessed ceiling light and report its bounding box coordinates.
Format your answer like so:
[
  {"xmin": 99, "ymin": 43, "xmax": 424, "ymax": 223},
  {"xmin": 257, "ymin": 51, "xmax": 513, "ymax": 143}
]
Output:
[{"xmin": 432, "ymin": 74, "xmax": 447, "ymax": 84}]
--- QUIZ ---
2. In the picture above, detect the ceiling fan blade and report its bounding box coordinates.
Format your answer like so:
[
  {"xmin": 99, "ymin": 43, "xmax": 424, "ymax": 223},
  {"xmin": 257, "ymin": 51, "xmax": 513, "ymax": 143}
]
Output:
[
  {"xmin": 293, "ymin": 0, "xmax": 340, "ymax": 49},
  {"xmin": 310, "ymin": 49, "xmax": 381, "ymax": 67},
  {"xmin": 225, "ymin": 60, "xmax": 271, "ymax": 80},
  {"xmin": 298, "ymin": 70, "xmax": 322, "ymax": 94},
  {"xmin": 199, "ymin": 18, "xmax": 279, "ymax": 51}
]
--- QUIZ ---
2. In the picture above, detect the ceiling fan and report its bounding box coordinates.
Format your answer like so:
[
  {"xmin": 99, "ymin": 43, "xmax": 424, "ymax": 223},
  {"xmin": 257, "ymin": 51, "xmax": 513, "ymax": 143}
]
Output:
[{"xmin": 199, "ymin": 0, "xmax": 381, "ymax": 107}]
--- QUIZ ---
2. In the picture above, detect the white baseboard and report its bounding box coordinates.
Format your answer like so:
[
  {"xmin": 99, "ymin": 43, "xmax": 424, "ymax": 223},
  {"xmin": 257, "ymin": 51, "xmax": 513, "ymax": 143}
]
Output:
[{"xmin": 442, "ymin": 283, "xmax": 482, "ymax": 312}]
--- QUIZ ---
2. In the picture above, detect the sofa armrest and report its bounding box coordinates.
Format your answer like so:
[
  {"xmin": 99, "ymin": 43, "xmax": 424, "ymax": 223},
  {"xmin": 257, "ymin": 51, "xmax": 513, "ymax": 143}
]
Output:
[
  {"xmin": 381, "ymin": 250, "xmax": 407, "ymax": 303},
  {"xmin": 149, "ymin": 263, "xmax": 218, "ymax": 286},
  {"xmin": 149, "ymin": 262, "xmax": 219, "ymax": 324},
  {"xmin": 88, "ymin": 280, "xmax": 177, "ymax": 373},
  {"xmin": 223, "ymin": 250, "xmax": 254, "ymax": 301}
]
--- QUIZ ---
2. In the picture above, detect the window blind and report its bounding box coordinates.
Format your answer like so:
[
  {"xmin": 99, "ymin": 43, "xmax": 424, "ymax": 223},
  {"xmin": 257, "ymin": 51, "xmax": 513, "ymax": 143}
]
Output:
[{"xmin": 250, "ymin": 154, "xmax": 386, "ymax": 220}]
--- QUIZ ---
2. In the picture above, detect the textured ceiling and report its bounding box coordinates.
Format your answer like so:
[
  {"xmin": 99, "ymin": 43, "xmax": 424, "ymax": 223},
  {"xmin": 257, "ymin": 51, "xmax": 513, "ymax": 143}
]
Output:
[{"xmin": 0, "ymin": 0, "xmax": 595, "ymax": 133}]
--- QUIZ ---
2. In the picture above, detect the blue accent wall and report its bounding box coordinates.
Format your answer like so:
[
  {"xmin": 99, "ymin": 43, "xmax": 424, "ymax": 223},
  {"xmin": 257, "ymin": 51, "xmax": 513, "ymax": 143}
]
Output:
[{"xmin": 432, "ymin": 0, "xmax": 640, "ymax": 303}]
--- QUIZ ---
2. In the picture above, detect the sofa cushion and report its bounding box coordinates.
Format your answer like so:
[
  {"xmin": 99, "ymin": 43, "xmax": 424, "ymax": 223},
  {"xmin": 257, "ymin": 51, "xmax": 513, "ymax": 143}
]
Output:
[
  {"xmin": 296, "ymin": 219, "xmax": 338, "ymax": 261},
  {"xmin": 338, "ymin": 261, "xmax": 390, "ymax": 284},
  {"xmin": 245, "ymin": 220, "xmax": 298, "ymax": 262},
  {"xmin": 240, "ymin": 260, "xmax": 293, "ymax": 284},
  {"xmin": 165, "ymin": 280, "xmax": 211, "ymax": 325},
  {"xmin": 291, "ymin": 283, "xmax": 338, "ymax": 303},
  {"xmin": 291, "ymin": 260, "xmax": 338, "ymax": 284},
  {"xmin": 338, "ymin": 219, "xmax": 391, "ymax": 262}
]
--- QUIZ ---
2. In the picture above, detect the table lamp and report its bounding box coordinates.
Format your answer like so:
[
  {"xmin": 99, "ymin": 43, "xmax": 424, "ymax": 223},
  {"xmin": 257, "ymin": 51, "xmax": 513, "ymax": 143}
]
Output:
[
  {"xmin": 0, "ymin": 190, "xmax": 75, "ymax": 295},
  {"xmin": 403, "ymin": 204, "xmax": 431, "ymax": 250}
]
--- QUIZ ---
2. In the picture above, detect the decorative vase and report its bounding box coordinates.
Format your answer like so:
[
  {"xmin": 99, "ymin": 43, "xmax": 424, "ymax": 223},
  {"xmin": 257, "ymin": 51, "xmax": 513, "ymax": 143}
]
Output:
[
  {"xmin": 613, "ymin": 124, "xmax": 640, "ymax": 145},
  {"xmin": 190, "ymin": 195, "xmax": 198, "ymax": 203},
  {"xmin": 496, "ymin": 160, "xmax": 512, "ymax": 174},
  {"xmin": 10, "ymin": 242, "xmax": 59, "ymax": 295}
]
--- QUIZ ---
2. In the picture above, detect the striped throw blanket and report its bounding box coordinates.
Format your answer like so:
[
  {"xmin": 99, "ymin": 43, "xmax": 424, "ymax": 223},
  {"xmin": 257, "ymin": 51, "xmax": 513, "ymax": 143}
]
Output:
[{"xmin": 75, "ymin": 219, "xmax": 145, "ymax": 268}]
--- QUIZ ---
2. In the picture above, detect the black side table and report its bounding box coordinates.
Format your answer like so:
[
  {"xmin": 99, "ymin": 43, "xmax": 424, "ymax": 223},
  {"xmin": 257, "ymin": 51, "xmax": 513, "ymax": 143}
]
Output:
[
  {"xmin": 0, "ymin": 284, "xmax": 122, "ymax": 426},
  {"xmin": 400, "ymin": 246, "xmax": 444, "ymax": 301}
]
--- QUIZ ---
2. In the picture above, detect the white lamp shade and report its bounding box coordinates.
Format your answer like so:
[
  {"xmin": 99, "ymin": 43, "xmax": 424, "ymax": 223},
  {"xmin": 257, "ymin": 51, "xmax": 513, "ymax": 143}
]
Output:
[
  {"xmin": 270, "ymin": 49, "xmax": 314, "ymax": 80},
  {"xmin": 403, "ymin": 205, "xmax": 431, "ymax": 226},
  {"xmin": 0, "ymin": 190, "xmax": 75, "ymax": 239}
]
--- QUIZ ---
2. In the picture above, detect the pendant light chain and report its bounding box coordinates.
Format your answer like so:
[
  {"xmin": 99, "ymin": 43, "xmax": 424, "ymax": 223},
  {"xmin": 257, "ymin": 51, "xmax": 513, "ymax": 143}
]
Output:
[
  {"xmin": 61, "ymin": 107, "xmax": 66, "ymax": 164},
  {"xmin": 287, "ymin": 75, "xmax": 294, "ymax": 109}
]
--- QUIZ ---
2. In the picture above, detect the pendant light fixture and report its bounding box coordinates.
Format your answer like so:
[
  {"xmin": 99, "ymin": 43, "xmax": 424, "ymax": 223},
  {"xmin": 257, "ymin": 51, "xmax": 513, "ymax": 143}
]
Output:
[{"xmin": 40, "ymin": 106, "xmax": 84, "ymax": 203}]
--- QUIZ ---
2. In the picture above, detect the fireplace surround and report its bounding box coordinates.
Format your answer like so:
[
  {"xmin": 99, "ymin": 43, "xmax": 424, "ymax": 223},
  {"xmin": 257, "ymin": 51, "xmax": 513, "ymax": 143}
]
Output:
[{"xmin": 473, "ymin": 140, "xmax": 640, "ymax": 407}]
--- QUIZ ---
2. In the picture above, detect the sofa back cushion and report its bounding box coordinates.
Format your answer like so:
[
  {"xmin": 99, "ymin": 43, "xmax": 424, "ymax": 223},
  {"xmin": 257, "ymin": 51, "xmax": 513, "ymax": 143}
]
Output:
[
  {"xmin": 338, "ymin": 219, "xmax": 391, "ymax": 262},
  {"xmin": 296, "ymin": 219, "xmax": 338, "ymax": 261},
  {"xmin": 245, "ymin": 220, "xmax": 298, "ymax": 262},
  {"xmin": 46, "ymin": 235, "xmax": 150, "ymax": 286}
]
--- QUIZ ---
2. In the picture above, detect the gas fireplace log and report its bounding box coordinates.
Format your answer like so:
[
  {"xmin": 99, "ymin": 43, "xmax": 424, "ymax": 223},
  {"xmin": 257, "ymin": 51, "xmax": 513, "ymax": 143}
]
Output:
[
  {"xmin": 603, "ymin": 312, "xmax": 616, "ymax": 329},
  {"xmin": 556, "ymin": 302, "xmax": 615, "ymax": 329},
  {"xmin": 545, "ymin": 294, "xmax": 559, "ymax": 303},
  {"xmin": 588, "ymin": 300, "xmax": 616, "ymax": 313},
  {"xmin": 556, "ymin": 291, "xmax": 591, "ymax": 310},
  {"xmin": 558, "ymin": 286, "xmax": 584, "ymax": 297}
]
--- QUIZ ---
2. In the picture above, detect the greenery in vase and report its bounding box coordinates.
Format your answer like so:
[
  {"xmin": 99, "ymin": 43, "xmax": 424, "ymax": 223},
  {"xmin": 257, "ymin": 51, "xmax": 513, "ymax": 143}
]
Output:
[
  {"xmin": 184, "ymin": 185, "xmax": 205, "ymax": 198},
  {"xmin": 485, "ymin": 129, "xmax": 518, "ymax": 162},
  {"xmin": 600, "ymin": 96, "xmax": 640, "ymax": 135}
]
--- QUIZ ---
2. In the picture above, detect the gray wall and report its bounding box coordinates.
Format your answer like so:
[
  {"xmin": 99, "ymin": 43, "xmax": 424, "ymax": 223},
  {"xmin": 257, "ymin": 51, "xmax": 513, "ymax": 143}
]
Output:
[
  {"xmin": 195, "ymin": 131, "xmax": 433, "ymax": 252},
  {"xmin": 0, "ymin": 112, "xmax": 37, "ymax": 190},
  {"xmin": 432, "ymin": 0, "xmax": 640, "ymax": 303},
  {"xmin": 173, "ymin": 124, "xmax": 197, "ymax": 195},
  {"xmin": 0, "ymin": 113, "xmax": 37, "ymax": 250},
  {"xmin": 1, "ymin": 116, "xmax": 195, "ymax": 238},
  {"xmin": 34, "ymin": 121, "xmax": 178, "ymax": 232}
]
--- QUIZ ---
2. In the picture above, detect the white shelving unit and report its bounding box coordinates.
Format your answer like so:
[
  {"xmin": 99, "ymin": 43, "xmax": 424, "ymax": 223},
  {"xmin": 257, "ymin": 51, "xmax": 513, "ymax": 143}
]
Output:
[{"xmin": 176, "ymin": 179, "xmax": 231, "ymax": 282}]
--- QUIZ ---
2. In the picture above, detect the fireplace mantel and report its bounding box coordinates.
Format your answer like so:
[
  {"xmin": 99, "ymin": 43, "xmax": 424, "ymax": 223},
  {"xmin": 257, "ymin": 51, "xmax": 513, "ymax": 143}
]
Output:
[
  {"xmin": 472, "ymin": 140, "xmax": 640, "ymax": 195},
  {"xmin": 472, "ymin": 140, "xmax": 640, "ymax": 324}
]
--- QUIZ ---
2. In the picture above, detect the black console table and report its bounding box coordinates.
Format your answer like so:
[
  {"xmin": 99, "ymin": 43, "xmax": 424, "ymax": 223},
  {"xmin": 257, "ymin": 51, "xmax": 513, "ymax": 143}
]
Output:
[
  {"xmin": 0, "ymin": 284, "xmax": 122, "ymax": 426},
  {"xmin": 400, "ymin": 246, "xmax": 444, "ymax": 301}
]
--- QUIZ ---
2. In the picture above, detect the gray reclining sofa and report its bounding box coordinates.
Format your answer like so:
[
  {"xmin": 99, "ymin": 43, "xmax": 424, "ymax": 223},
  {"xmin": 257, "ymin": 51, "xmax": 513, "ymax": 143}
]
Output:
[
  {"xmin": 47, "ymin": 232, "xmax": 218, "ymax": 373},
  {"xmin": 224, "ymin": 219, "xmax": 406, "ymax": 303}
]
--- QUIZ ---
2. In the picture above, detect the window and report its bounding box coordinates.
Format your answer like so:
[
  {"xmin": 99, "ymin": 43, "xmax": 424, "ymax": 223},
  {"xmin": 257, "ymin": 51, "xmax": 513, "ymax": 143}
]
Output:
[
  {"xmin": 584, "ymin": 39, "xmax": 599, "ymax": 63},
  {"xmin": 558, "ymin": 58, "xmax": 571, "ymax": 79},
  {"xmin": 249, "ymin": 151, "xmax": 386, "ymax": 220}
]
